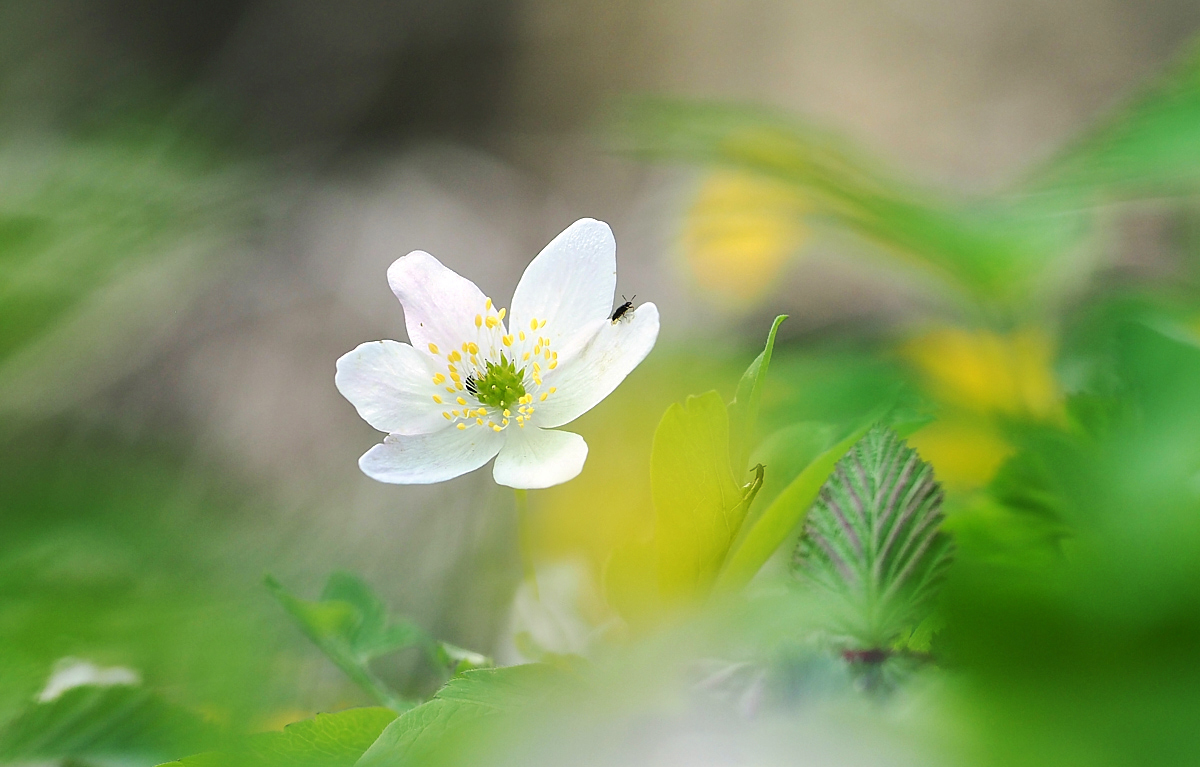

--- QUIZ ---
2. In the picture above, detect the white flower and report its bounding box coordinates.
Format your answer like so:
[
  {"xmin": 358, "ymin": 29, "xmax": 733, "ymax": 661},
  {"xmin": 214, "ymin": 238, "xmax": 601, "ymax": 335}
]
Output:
[{"xmin": 336, "ymin": 218, "xmax": 659, "ymax": 489}]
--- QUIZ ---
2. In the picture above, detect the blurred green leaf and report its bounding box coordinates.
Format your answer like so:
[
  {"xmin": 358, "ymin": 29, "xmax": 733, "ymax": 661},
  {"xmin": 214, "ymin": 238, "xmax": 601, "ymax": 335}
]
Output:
[
  {"xmin": 0, "ymin": 684, "xmax": 214, "ymax": 765},
  {"xmin": 652, "ymin": 391, "xmax": 748, "ymax": 601},
  {"xmin": 616, "ymin": 98, "xmax": 1086, "ymax": 301},
  {"xmin": 163, "ymin": 707, "xmax": 397, "ymax": 767},
  {"xmin": 728, "ymin": 315, "xmax": 787, "ymax": 477},
  {"xmin": 356, "ymin": 665, "xmax": 569, "ymax": 767},
  {"xmin": 266, "ymin": 574, "xmax": 424, "ymax": 712},
  {"xmin": 792, "ymin": 426, "xmax": 953, "ymax": 647}
]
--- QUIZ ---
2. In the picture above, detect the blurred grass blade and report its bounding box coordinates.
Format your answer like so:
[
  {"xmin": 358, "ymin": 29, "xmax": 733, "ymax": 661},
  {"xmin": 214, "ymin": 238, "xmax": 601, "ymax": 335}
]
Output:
[
  {"xmin": 1031, "ymin": 38, "xmax": 1200, "ymax": 198},
  {"xmin": 163, "ymin": 707, "xmax": 397, "ymax": 767},
  {"xmin": 715, "ymin": 422, "xmax": 871, "ymax": 593},
  {"xmin": 615, "ymin": 98, "xmax": 1085, "ymax": 300},
  {"xmin": 728, "ymin": 314, "xmax": 787, "ymax": 477},
  {"xmin": 791, "ymin": 426, "xmax": 953, "ymax": 647},
  {"xmin": 0, "ymin": 684, "xmax": 214, "ymax": 764}
]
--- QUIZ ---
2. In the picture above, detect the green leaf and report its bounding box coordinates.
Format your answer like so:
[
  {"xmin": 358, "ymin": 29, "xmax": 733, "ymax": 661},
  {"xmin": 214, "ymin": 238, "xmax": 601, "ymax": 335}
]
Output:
[
  {"xmin": 791, "ymin": 426, "xmax": 954, "ymax": 647},
  {"xmin": 163, "ymin": 707, "xmax": 397, "ymax": 767},
  {"xmin": 0, "ymin": 684, "xmax": 214, "ymax": 764},
  {"xmin": 266, "ymin": 573, "xmax": 423, "ymax": 711},
  {"xmin": 728, "ymin": 314, "xmax": 787, "ymax": 477},
  {"xmin": 651, "ymin": 391, "xmax": 747, "ymax": 601},
  {"xmin": 716, "ymin": 422, "xmax": 871, "ymax": 593},
  {"xmin": 355, "ymin": 665, "xmax": 567, "ymax": 767}
]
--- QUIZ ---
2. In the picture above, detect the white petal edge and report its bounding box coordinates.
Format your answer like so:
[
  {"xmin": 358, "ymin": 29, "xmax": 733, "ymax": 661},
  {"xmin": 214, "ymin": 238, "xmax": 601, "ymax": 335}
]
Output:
[
  {"xmin": 508, "ymin": 218, "xmax": 616, "ymax": 355},
  {"xmin": 335, "ymin": 340, "xmax": 447, "ymax": 436},
  {"xmin": 359, "ymin": 426, "xmax": 503, "ymax": 484},
  {"xmin": 533, "ymin": 302, "xmax": 660, "ymax": 429},
  {"xmin": 387, "ymin": 251, "xmax": 490, "ymax": 355},
  {"xmin": 493, "ymin": 427, "xmax": 588, "ymax": 489}
]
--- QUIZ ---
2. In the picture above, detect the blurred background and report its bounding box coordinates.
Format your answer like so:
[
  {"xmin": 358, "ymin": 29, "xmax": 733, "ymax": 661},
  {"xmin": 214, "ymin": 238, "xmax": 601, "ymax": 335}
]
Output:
[{"xmin": 6, "ymin": 0, "xmax": 1200, "ymax": 763}]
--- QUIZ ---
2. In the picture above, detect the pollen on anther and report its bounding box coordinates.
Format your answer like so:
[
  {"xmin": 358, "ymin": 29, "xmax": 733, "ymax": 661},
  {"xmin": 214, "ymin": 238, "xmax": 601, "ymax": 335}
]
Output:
[
  {"xmin": 549, "ymin": 387, "xmax": 556, "ymax": 394},
  {"xmin": 428, "ymin": 343, "xmax": 439, "ymax": 355},
  {"xmin": 475, "ymin": 314, "xmax": 483, "ymax": 328},
  {"xmin": 523, "ymin": 352, "xmax": 530, "ymax": 361},
  {"xmin": 540, "ymin": 392, "xmax": 548, "ymax": 401},
  {"xmin": 503, "ymin": 409, "xmax": 511, "ymax": 417},
  {"xmin": 445, "ymin": 387, "xmax": 456, "ymax": 393},
  {"xmin": 497, "ymin": 308, "xmax": 506, "ymax": 320},
  {"xmin": 502, "ymin": 335, "xmax": 513, "ymax": 346},
  {"xmin": 486, "ymin": 316, "xmax": 499, "ymax": 329},
  {"xmin": 467, "ymin": 342, "xmax": 479, "ymax": 354},
  {"xmin": 433, "ymin": 373, "xmax": 446, "ymax": 384},
  {"xmin": 457, "ymin": 423, "xmax": 467, "ymax": 430},
  {"xmin": 448, "ymin": 350, "xmax": 461, "ymax": 363},
  {"xmin": 519, "ymin": 331, "xmax": 526, "ymax": 342},
  {"xmin": 530, "ymin": 318, "xmax": 538, "ymax": 330},
  {"xmin": 433, "ymin": 395, "xmax": 443, "ymax": 404},
  {"xmin": 443, "ymin": 411, "xmax": 452, "ymax": 419},
  {"xmin": 549, "ymin": 361, "xmax": 558, "ymax": 369},
  {"xmin": 456, "ymin": 397, "xmax": 467, "ymax": 406},
  {"xmin": 502, "ymin": 418, "xmax": 509, "ymax": 426},
  {"xmin": 476, "ymin": 418, "xmax": 484, "ymax": 425},
  {"xmin": 492, "ymin": 424, "xmax": 502, "ymax": 432},
  {"xmin": 485, "ymin": 298, "xmax": 492, "ymax": 310}
]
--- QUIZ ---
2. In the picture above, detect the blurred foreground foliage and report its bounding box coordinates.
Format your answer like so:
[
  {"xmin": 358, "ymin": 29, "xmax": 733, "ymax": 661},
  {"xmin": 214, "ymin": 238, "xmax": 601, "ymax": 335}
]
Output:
[{"xmin": 9, "ymin": 31, "xmax": 1200, "ymax": 767}]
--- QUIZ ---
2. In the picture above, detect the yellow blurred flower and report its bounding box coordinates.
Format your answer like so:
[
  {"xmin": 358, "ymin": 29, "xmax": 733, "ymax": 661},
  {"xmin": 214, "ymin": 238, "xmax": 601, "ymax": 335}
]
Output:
[
  {"xmin": 906, "ymin": 418, "xmax": 1015, "ymax": 493},
  {"xmin": 682, "ymin": 171, "xmax": 807, "ymax": 306},
  {"xmin": 901, "ymin": 326, "xmax": 1061, "ymax": 419}
]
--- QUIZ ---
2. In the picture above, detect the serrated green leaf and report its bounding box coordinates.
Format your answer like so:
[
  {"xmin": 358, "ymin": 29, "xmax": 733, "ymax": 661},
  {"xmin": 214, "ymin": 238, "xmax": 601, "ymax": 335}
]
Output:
[
  {"xmin": 355, "ymin": 665, "xmax": 568, "ymax": 767},
  {"xmin": 792, "ymin": 426, "xmax": 953, "ymax": 647},
  {"xmin": 651, "ymin": 391, "xmax": 747, "ymax": 601},
  {"xmin": 162, "ymin": 707, "xmax": 397, "ymax": 767},
  {"xmin": 728, "ymin": 314, "xmax": 787, "ymax": 477},
  {"xmin": 0, "ymin": 684, "xmax": 214, "ymax": 764}
]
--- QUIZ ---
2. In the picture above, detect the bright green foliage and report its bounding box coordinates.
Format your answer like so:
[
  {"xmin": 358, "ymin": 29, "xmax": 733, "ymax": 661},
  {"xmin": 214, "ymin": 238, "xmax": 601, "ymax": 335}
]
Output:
[
  {"xmin": 792, "ymin": 426, "xmax": 953, "ymax": 647},
  {"xmin": 266, "ymin": 573, "xmax": 426, "ymax": 711},
  {"xmin": 356, "ymin": 665, "xmax": 569, "ymax": 767},
  {"xmin": 652, "ymin": 391, "xmax": 747, "ymax": 600},
  {"xmin": 716, "ymin": 423, "xmax": 869, "ymax": 593},
  {"xmin": 163, "ymin": 707, "xmax": 397, "ymax": 767},
  {"xmin": 0, "ymin": 685, "xmax": 213, "ymax": 764},
  {"xmin": 728, "ymin": 314, "xmax": 787, "ymax": 476}
]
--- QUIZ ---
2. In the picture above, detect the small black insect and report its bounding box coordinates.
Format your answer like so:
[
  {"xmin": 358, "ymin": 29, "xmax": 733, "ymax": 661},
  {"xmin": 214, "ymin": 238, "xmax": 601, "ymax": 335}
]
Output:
[{"xmin": 610, "ymin": 295, "xmax": 636, "ymax": 323}]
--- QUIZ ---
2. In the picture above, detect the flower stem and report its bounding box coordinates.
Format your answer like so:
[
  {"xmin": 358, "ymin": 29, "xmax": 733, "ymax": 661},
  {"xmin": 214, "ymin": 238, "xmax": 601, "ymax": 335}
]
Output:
[{"xmin": 514, "ymin": 488, "xmax": 540, "ymax": 600}]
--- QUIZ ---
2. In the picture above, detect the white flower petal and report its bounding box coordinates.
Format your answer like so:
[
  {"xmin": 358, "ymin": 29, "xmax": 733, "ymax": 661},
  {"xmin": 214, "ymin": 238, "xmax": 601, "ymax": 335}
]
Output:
[
  {"xmin": 335, "ymin": 340, "xmax": 447, "ymax": 435},
  {"xmin": 359, "ymin": 426, "xmax": 503, "ymax": 484},
  {"xmin": 509, "ymin": 219, "xmax": 616, "ymax": 354},
  {"xmin": 533, "ymin": 302, "xmax": 660, "ymax": 429},
  {"xmin": 493, "ymin": 427, "xmax": 588, "ymax": 489},
  {"xmin": 388, "ymin": 251, "xmax": 491, "ymax": 354}
]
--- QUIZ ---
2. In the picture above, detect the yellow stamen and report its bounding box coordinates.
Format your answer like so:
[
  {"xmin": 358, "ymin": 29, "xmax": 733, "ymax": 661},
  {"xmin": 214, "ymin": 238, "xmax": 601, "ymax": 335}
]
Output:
[
  {"xmin": 530, "ymin": 318, "xmax": 538, "ymax": 330},
  {"xmin": 433, "ymin": 395, "xmax": 443, "ymax": 404},
  {"xmin": 502, "ymin": 334, "xmax": 513, "ymax": 346},
  {"xmin": 548, "ymin": 387, "xmax": 556, "ymax": 394},
  {"xmin": 428, "ymin": 343, "xmax": 439, "ymax": 355},
  {"xmin": 539, "ymin": 319, "xmax": 547, "ymax": 328},
  {"xmin": 519, "ymin": 330, "xmax": 526, "ymax": 341},
  {"xmin": 475, "ymin": 314, "xmax": 483, "ymax": 328},
  {"xmin": 497, "ymin": 307, "xmax": 506, "ymax": 320},
  {"xmin": 456, "ymin": 397, "xmax": 467, "ymax": 406},
  {"xmin": 502, "ymin": 418, "xmax": 509, "ymax": 426},
  {"xmin": 476, "ymin": 418, "xmax": 484, "ymax": 425},
  {"xmin": 448, "ymin": 350, "xmax": 461, "ymax": 363},
  {"xmin": 485, "ymin": 297, "xmax": 492, "ymax": 310},
  {"xmin": 492, "ymin": 424, "xmax": 502, "ymax": 432},
  {"xmin": 486, "ymin": 316, "xmax": 499, "ymax": 329},
  {"xmin": 443, "ymin": 411, "xmax": 452, "ymax": 419},
  {"xmin": 433, "ymin": 373, "xmax": 446, "ymax": 384},
  {"xmin": 467, "ymin": 342, "xmax": 479, "ymax": 355},
  {"xmin": 523, "ymin": 352, "xmax": 531, "ymax": 361},
  {"xmin": 445, "ymin": 387, "xmax": 456, "ymax": 393},
  {"xmin": 457, "ymin": 423, "xmax": 466, "ymax": 430},
  {"xmin": 503, "ymin": 409, "xmax": 511, "ymax": 418},
  {"xmin": 540, "ymin": 392, "xmax": 548, "ymax": 401}
]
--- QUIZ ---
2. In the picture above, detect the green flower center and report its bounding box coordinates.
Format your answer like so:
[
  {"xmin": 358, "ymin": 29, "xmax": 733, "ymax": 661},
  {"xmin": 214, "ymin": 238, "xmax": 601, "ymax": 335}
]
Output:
[{"xmin": 465, "ymin": 353, "xmax": 526, "ymax": 410}]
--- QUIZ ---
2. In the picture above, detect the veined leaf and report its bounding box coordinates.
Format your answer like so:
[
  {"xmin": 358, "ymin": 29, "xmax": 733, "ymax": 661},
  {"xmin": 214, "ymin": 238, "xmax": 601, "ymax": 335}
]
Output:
[
  {"xmin": 728, "ymin": 314, "xmax": 788, "ymax": 477},
  {"xmin": 162, "ymin": 707, "xmax": 397, "ymax": 767},
  {"xmin": 792, "ymin": 426, "xmax": 953, "ymax": 647},
  {"xmin": 652, "ymin": 391, "xmax": 746, "ymax": 601},
  {"xmin": 355, "ymin": 665, "xmax": 569, "ymax": 767}
]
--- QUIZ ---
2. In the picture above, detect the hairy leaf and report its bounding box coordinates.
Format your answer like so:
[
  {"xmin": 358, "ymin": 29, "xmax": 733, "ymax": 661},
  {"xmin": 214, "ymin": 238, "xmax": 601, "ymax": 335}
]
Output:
[
  {"xmin": 163, "ymin": 707, "xmax": 397, "ymax": 767},
  {"xmin": 792, "ymin": 426, "xmax": 953, "ymax": 646}
]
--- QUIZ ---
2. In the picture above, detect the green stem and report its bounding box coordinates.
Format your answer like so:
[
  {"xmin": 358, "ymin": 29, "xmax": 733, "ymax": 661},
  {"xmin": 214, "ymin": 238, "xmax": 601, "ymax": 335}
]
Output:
[{"xmin": 514, "ymin": 488, "xmax": 540, "ymax": 600}]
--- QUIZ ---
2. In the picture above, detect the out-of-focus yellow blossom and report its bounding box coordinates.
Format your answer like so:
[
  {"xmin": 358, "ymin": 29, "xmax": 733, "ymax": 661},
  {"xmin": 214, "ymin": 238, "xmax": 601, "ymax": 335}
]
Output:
[
  {"xmin": 906, "ymin": 418, "xmax": 1015, "ymax": 493},
  {"xmin": 901, "ymin": 326, "xmax": 1062, "ymax": 419},
  {"xmin": 682, "ymin": 171, "xmax": 807, "ymax": 306}
]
